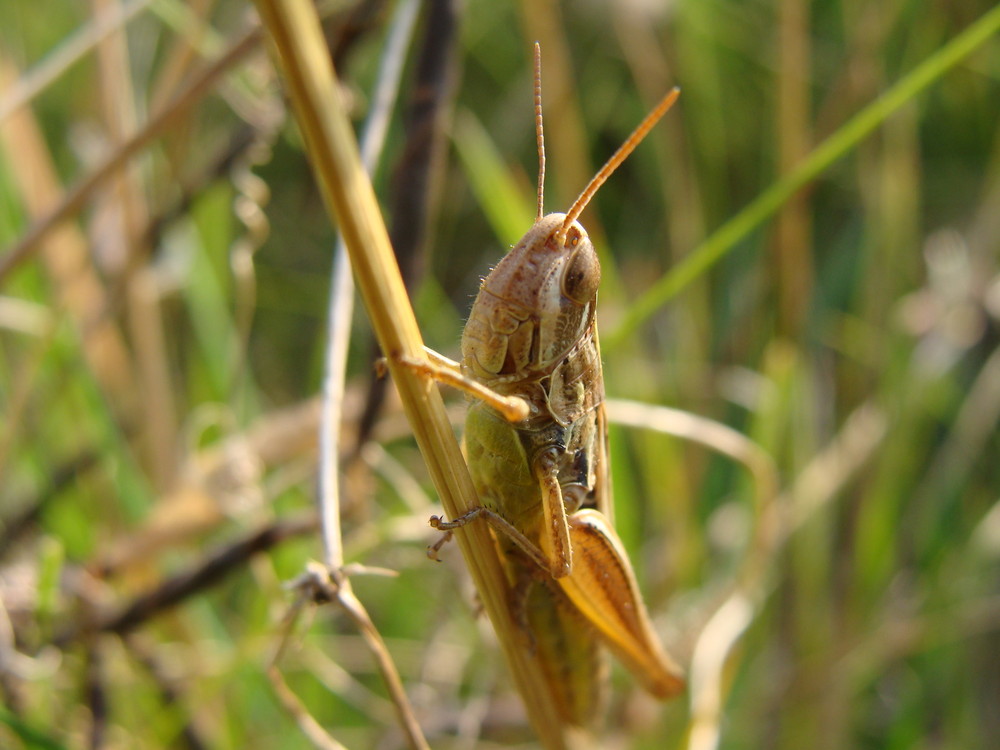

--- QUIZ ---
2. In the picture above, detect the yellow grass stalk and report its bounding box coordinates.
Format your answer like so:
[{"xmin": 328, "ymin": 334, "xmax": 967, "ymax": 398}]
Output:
[{"xmin": 251, "ymin": 1, "xmax": 579, "ymax": 747}]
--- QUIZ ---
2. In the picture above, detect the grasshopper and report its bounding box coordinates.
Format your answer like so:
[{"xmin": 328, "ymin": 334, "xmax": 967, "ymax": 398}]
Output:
[{"xmin": 409, "ymin": 45, "xmax": 684, "ymax": 725}]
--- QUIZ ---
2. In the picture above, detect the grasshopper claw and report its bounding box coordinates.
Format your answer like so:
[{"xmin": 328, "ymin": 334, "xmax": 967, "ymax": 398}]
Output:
[{"xmin": 427, "ymin": 527, "xmax": 454, "ymax": 561}]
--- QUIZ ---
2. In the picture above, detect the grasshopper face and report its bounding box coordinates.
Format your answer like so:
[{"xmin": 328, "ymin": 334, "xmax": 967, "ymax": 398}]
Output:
[{"xmin": 462, "ymin": 213, "xmax": 601, "ymax": 390}]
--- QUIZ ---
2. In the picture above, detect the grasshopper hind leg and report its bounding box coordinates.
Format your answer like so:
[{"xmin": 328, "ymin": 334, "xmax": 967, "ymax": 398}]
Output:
[{"xmin": 557, "ymin": 510, "xmax": 685, "ymax": 699}]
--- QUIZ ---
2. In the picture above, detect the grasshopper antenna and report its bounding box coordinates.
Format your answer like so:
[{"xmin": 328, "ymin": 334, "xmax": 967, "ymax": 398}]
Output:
[
  {"xmin": 557, "ymin": 86, "xmax": 681, "ymax": 245},
  {"xmin": 534, "ymin": 42, "xmax": 545, "ymax": 222}
]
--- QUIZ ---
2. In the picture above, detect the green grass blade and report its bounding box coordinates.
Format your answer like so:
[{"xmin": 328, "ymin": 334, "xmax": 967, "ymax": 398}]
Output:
[{"xmin": 605, "ymin": 2, "xmax": 1000, "ymax": 351}]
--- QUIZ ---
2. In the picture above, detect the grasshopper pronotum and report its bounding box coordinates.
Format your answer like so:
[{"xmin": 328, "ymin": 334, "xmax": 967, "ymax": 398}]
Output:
[{"xmin": 408, "ymin": 45, "xmax": 684, "ymax": 725}]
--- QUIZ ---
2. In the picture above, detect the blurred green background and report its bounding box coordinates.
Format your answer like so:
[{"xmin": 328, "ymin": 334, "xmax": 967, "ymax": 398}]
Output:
[{"xmin": 1, "ymin": 0, "xmax": 999, "ymax": 748}]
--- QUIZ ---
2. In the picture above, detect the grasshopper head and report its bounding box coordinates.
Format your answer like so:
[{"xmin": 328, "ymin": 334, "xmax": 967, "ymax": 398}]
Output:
[
  {"xmin": 462, "ymin": 213, "xmax": 600, "ymax": 382},
  {"xmin": 461, "ymin": 63, "xmax": 679, "ymax": 388}
]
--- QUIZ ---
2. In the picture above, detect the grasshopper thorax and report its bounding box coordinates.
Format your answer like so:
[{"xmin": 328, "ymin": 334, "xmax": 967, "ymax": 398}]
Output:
[{"xmin": 461, "ymin": 213, "xmax": 600, "ymax": 385}]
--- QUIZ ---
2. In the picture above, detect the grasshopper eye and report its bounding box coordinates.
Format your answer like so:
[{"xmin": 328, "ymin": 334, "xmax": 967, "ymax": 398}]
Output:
[{"xmin": 562, "ymin": 245, "xmax": 601, "ymax": 304}]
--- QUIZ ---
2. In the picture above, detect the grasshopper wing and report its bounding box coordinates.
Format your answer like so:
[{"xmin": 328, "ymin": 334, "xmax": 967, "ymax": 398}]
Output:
[{"xmin": 556, "ymin": 509, "xmax": 685, "ymax": 699}]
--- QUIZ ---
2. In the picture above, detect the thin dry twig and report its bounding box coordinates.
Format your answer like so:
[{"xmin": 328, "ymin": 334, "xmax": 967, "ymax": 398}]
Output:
[
  {"xmin": 606, "ymin": 397, "xmax": 887, "ymax": 750},
  {"xmin": 606, "ymin": 398, "xmax": 779, "ymax": 520},
  {"xmin": 319, "ymin": 0, "xmax": 420, "ymax": 572},
  {"xmin": 267, "ymin": 588, "xmax": 348, "ymax": 750},
  {"xmin": 602, "ymin": 397, "xmax": 780, "ymax": 750},
  {"xmin": 268, "ymin": 665, "xmax": 349, "ymax": 750},
  {"xmin": 306, "ymin": 1, "xmax": 429, "ymax": 747},
  {"xmin": 274, "ymin": 563, "xmax": 427, "ymax": 750},
  {"xmin": 354, "ymin": 0, "xmax": 458, "ymax": 450},
  {"xmin": 53, "ymin": 513, "xmax": 318, "ymax": 647},
  {"xmin": 332, "ymin": 570, "xmax": 428, "ymax": 750}
]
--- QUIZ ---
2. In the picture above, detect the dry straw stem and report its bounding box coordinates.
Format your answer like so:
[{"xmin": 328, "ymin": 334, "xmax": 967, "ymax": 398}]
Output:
[
  {"xmin": 251, "ymin": 1, "xmax": 576, "ymax": 748},
  {"xmin": 0, "ymin": 0, "xmax": 156, "ymax": 125},
  {"xmin": 0, "ymin": 26, "xmax": 262, "ymax": 283},
  {"xmin": 0, "ymin": 55, "xmax": 137, "ymax": 413}
]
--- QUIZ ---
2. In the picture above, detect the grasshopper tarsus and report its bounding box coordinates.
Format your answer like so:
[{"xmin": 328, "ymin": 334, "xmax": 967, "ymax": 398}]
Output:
[
  {"xmin": 427, "ymin": 510, "xmax": 479, "ymax": 562},
  {"xmin": 429, "ymin": 507, "xmax": 485, "ymax": 531}
]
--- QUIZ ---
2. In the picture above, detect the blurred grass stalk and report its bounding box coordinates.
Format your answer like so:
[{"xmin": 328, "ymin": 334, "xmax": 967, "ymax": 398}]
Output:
[
  {"xmin": 250, "ymin": 1, "xmax": 581, "ymax": 748},
  {"xmin": 606, "ymin": 1, "xmax": 1000, "ymax": 349}
]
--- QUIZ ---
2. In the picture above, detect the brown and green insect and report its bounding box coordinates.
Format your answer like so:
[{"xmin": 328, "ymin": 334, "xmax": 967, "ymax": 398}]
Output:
[{"xmin": 411, "ymin": 45, "xmax": 684, "ymax": 725}]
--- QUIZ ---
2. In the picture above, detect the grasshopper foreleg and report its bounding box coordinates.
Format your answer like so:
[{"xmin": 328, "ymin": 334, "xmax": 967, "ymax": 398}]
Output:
[{"xmin": 395, "ymin": 352, "xmax": 531, "ymax": 423}]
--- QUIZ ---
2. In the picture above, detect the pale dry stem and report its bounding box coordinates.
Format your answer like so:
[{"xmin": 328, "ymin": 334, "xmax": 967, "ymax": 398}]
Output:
[
  {"xmin": 0, "ymin": 52, "xmax": 139, "ymax": 461},
  {"xmin": 252, "ymin": 0, "xmax": 577, "ymax": 748},
  {"xmin": 605, "ymin": 397, "xmax": 885, "ymax": 748},
  {"xmin": 602, "ymin": 399, "xmax": 778, "ymax": 750},
  {"xmin": 605, "ymin": 397, "xmax": 886, "ymax": 750},
  {"xmin": 695, "ymin": 403, "xmax": 883, "ymax": 750},
  {"xmin": 644, "ymin": 399, "xmax": 884, "ymax": 750},
  {"xmin": 319, "ymin": 0, "xmax": 419, "ymax": 572}
]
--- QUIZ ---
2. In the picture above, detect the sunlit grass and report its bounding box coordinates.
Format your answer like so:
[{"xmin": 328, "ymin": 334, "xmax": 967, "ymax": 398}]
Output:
[{"xmin": 1, "ymin": 0, "xmax": 999, "ymax": 748}]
